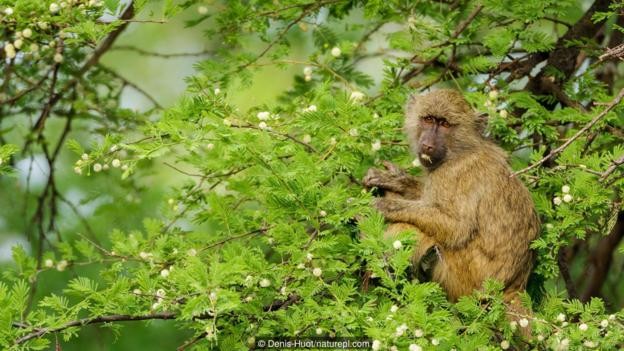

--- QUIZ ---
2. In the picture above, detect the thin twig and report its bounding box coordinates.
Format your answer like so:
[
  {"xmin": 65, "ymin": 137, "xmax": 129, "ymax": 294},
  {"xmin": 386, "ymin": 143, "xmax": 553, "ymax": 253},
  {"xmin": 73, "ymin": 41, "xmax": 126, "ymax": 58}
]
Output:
[
  {"xmin": 513, "ymin": 88, "xmax": 624, "ymax": 176},
  {"xmin": 15, "ymin": 312, "xmax": 176, "ymax": 345},
  {"xmin": 111, "ymin": 45, "xmax": 213, "ymax": 58},
  {"xmin": 98, "ymin": 64, "xmax": 163, "ymax": 109},
  {"xmin": 600, "ymin": 154, "xmax": 624, "ymax": 181}
]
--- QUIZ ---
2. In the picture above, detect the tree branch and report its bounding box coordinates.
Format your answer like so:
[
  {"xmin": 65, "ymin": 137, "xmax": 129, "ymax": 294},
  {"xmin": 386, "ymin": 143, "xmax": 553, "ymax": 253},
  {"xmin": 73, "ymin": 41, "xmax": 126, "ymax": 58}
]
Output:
[
  {"xmin": 15, "ymin": 312, "xmax": 176, "ymax": 345},
  {"xmin": 580, "ymin": 211, "xmax": 624, "ymax": 302},
  {"xmin": 513, "ymin": 88, "xmax": 624, "ymax": 176},
  {"xmin": 600, "ymin": 154, "xmax": 624, "ymax": 181},
  {"xmin": 111, "ymin": 45, "xmax": 213, "ymax": 58},
  {"xmin": 31, "ymin": 2, "xmax": 136, "ymax": 133}
]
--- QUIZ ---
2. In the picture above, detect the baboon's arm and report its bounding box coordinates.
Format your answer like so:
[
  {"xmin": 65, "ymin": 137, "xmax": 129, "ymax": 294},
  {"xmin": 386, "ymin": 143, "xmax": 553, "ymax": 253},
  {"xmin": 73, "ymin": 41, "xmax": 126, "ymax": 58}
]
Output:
[{"xmin": 374, "ymin": 197, "xmax": 476, "ymax": 249}]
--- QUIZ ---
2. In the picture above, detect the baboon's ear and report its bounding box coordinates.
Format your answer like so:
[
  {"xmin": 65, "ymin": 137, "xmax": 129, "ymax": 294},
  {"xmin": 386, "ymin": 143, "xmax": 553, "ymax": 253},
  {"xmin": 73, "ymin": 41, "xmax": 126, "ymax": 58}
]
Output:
[
  {"xmin": 405, "ymin": 94, "xmax": 420, "ymax": 117},
  {"xmin": 475, "ymin": 112, "xmax": 489, "ymax": 135}
]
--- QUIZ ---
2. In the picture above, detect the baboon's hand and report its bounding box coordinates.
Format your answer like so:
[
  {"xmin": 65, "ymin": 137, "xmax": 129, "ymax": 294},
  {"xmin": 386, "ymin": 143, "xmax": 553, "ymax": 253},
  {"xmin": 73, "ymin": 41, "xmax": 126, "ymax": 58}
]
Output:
[
  {"xmin": 373, "ymin": 197, "xmax": 409, "ymax": 220},
  {"xmin": 362, "ymin": 161, "xmax": 411, "ymax": 194},
  {"xmin": 363, "ymin": 161, "xmax": 421, "ymax": 198}
]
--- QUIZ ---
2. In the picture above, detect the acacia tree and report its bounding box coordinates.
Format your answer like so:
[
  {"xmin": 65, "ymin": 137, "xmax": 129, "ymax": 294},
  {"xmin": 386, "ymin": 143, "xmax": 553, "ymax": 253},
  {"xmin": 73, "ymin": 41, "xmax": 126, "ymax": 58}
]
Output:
[{"xmin": 0, "ymin": 0, "xmax": 623, "ymax": 350}]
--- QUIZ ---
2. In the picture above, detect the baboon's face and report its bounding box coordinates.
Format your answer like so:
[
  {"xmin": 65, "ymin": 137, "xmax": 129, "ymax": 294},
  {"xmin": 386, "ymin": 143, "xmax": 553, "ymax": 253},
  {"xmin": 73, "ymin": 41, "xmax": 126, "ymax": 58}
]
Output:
[{"xmin": 417, "ymin": 115, "xmax": 452, "ymax": 169}]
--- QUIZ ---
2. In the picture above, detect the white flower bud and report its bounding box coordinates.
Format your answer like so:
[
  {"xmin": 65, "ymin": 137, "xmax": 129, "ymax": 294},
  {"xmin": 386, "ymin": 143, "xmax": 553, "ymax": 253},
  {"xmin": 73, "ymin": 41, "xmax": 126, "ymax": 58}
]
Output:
[
  {"xmin": 38, "ymin": 22, "xmax": 49, "ymax": 30},
  {"xmin": 312, "ymin": 267, "xmax": 322, "ymax": 277},
  {"xmin": 139, "ymin": 251, "xmax": 150, "ymax": 260},
  {"xmin": 257, "ymin": 111, "xmax": 270, "ymax": 120},
  {"xmin": 258, "ymin": 121, "xmax": 268, "ymax": 130},
  {"xmin": 56, "ymin": 260, "xmax": 68, "ymax": 271},
  {"xmin": 209, "ymin": 291, "xmax": 217, "ymax": 301},
  {"xmin": 537, "ymin": 334, "xmax": 544, "ymax": 341},
  {"xmin": 303, "ymin": 104, "xmax": 317, "ymax": 112},
  {"xmin": 330, "ymin": 137, "xmax": 337, "ymax": 145},
  {"xmin": 303, "ymin": 66, "xmax": 313, "ymax": 76},
  {"xmin": 390, "ymin": 305, "xmax": 399, "ymax": 313},
  {"xmin": 600, "ymin": 319, "xmax": 608, "ymax": 328},
  {"xmin": 499, "ymin": 109, "xmax": 508, "ymax": 118},
  {"xmin": 349, "ymin": 91, "xmax": 365, "ymax": 101},
  {"xmin": 371, "ymin": 340, "xmax": 381, "ymax": 351},
  {"xmin": 409, "ymin": 344, "xmax": 422, "ymax": 351},
  {"xmin": 546, "ymin": 223, "xmax": 553, "ymax": 229},
  {"xmin": 553, "ymin": 197, "xmax": 562, "ymax": 206},
  {"xmin": 349, "ymin": 128, "xmax": 358, "ymax": 137},
  {"xmin": 319, "ymin": 210, "xmax": 327, "ymax": 217},
  {"xmin": 500, "ymin": 340, "xmax": 510, "ymax": 350},
  {"xmin": 519, "ymin": 318, "xmax": 529, "ymax": 328},
  {"xmin": 5, "ymin": 49, "xmax": 16, "ymax": 59},
  {"xmin": 412, "ymin": 158, "xmax": 421, "ymax": 167},
  {"xmin": 111, "ymin": 159, "xmax": 121, "ymax": 168},
  {"xmin": 73, "ymin": 166, "xmax": 82, "ymax": 174},
  {"xmin": 303, "ymin": 134, "xmax": 312, "ymax": 143},
  {"xmin": 431, "ymin": 338, "xmax": 439, "ymax": 346},
  {"xmin": 315, "ymin": 327, "xmax": 323, "ymax": 335},
  {"xmin": 4, "ymin": 7, "xmax": 13, "ymax": 15},
  {"xmin": 489, "ymin": 90, "xmax": 499, "ymax": 99},
  {"xmin": 259, "ymin": 278, "xmax": 271, "ymax": 287},
  {"xmin": 44, "ymin": 259, "xmax": 54, "ymax": 268},
  {"xmin": 583, "ymin": 341, "xmax": 596, "ymax": 348},
  {"xmin": 578, "ymin": 323, "xmax": 588, "ymax": 331},
  {"xmin": 393, "ymin": 240, "xmax": 402, "ymax": 250},
  {"xmin": 395, "ymin": 327, "xmax": 405, "ymax": 337},
  {"xmin": 561, "ymin": 185, "xmax": 570, "ymax": 193},
  {"xmin": 563, "ymin": 194, "xmax": 573, "ymax": 203},
  {"xmin": 50, "ymin": 3, "xmax": 60, "ymax": 13},
  {"xmin": 371, "ymin": 140, "xmax": 381, "ymax": 151},
  {"xmin": 414, "ymin": 328, "xmax": 424, "ymax": 337},
  {"xmin": 510, "ymin": 321, "xmax": 517, "ymax": 330},
  {"xmin": 156, "ymin": 288, "xmax": 166, "ymax": 298},
  {"xmin": 608, "ymin": 314, "xmax": 616, "ymax": 321},
  {"xmin": 13, "ymin": 39, "xmax": 23, "ymax": 49},
  {"xmin": 132, "ymin": 288, "xmax": 141, "ymax": 295},
  {"xmin": 160, "ymin": 268, "xmax": 170, "ymax": 278},
  {"xmin": 4, "ymin": 43, "xmax": 16, "ymax": 59},
  {"xmin": 121, "ymin": 164, "xmax": 129, "ymax": 171},
  {"xmin": 53, "ymin": 53, "xmax": 64, "ymax": 63},
  {"xmin": 306, "ymin": 252, "xmax": 313, "ymax": 261},
  {"xmin": 93, "ymin": 163, "xmax": 102, "ymax": 172},
  {"xmin": 556, "ymin": 313, "xmax": 566, "ymax": 322},
  {"xmin": 22, "ymin": 28, "xmax": 32, "ymax": 38},
  {"xmin": 206, "ymin": 143, "xmax": 214, "ymax": 150},
  {"xmin": 197, "ymin": 5, "xmax": 208, "ymax": 14},
  {"xmin": 330, "ymin": 47, "xmax": 341, "ymax": 57}
]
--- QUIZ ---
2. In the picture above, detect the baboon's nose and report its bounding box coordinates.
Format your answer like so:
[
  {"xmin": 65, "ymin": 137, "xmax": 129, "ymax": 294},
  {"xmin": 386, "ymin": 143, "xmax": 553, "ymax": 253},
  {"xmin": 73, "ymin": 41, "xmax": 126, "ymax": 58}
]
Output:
[{"xmin": 421, "ymin": 143, "xmax": 434, "ymax": 153}]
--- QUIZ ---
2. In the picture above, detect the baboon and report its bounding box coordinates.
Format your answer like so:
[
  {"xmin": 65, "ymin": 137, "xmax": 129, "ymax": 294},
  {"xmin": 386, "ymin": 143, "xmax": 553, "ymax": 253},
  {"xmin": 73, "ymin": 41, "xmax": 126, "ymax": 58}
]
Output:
[{"xmin": 363, "ymin": 89, "xmax": 540, "ymax": 313}]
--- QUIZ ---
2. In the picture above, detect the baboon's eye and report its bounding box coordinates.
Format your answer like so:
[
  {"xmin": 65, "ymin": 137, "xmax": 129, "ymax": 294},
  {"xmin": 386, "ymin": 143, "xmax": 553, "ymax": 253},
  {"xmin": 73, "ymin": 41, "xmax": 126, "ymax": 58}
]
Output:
[
  {"xmin": 422, "ymin": 116, "xmax": 434, "ymax": 124},
  {"xmin": 439, "ymin": 120, "xmax": 451, "ymax": 128}
]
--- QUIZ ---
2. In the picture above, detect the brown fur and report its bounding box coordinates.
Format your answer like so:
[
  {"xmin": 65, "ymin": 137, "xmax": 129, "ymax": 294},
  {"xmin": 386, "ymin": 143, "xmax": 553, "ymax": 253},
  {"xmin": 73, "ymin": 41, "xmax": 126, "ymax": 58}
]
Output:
[{"xmin": 364, "ymin": 89, "xmax": 540, "ymax": 321}]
